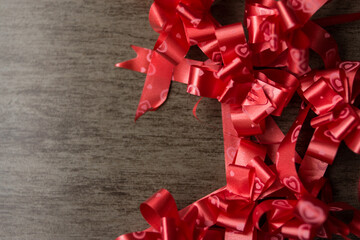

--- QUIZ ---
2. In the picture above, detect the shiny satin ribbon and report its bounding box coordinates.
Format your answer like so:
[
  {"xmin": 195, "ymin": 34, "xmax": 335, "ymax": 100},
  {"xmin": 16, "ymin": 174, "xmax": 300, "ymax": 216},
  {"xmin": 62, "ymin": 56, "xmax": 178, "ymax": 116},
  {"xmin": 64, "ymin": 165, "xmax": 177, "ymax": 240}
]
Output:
[
  {"xmin": 117, "ymin": 25, "xmax": 299, "ymax": 137},
  {"xmin": 116, "ymin": 0, "xmax": 338, "ymax": 137},
  {"xmin": 244, "ymin": 0, "xmax": 340, "ymax": 71},
  {"xmin": 115, "ymin": 101, "xmax": 360, "ymax": 239},
  {"xmin": 118, "ymin": 0, "xmax": 219, "ymax": 120},
  {"xmin": 116, "ymin": 0, "xmax": 360, "ymax": 239},
  {"xmin": 252, "ymin": 177, "xmax": 360, "ymax": 239},
  {"xmin": 297, "ymin": 63, "xmax": 360, "ymax": 186}
]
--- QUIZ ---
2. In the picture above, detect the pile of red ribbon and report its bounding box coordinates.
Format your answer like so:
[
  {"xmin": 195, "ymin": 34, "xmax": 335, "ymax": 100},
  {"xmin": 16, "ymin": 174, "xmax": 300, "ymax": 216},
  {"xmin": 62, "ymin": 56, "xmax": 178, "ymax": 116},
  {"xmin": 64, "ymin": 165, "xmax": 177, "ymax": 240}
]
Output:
[{"xmin": 116, "ymin": 0, "xmax": 360, "ymax": 239}]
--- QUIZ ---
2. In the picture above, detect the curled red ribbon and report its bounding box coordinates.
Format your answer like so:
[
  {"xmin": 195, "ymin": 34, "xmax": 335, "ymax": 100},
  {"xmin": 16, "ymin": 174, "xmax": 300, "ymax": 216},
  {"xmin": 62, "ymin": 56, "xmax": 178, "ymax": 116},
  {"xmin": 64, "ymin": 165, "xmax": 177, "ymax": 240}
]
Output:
[
  {"xmin": 116, "ymin": 0, "xmax": 360, "ymax": 239},
  {"xmin": 297, "ymin": 63, "xmax": 360, "ymax": 186}
]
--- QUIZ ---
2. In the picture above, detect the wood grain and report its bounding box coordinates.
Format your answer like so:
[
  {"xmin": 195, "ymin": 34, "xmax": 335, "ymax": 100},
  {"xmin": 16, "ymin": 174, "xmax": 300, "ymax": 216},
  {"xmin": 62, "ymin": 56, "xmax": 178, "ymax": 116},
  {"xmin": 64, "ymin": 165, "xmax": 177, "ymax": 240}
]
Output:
[{"xmin": 0, "ymin": 1, "xmax": 359, "ymax": 239}]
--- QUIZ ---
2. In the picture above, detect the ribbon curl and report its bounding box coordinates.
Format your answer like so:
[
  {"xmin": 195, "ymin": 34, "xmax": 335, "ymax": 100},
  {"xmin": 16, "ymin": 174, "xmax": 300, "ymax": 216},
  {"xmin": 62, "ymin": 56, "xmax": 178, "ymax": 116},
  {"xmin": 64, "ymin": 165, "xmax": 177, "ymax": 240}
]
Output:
[
  {"xmin": 298, "ymin": 62, "xmax": 360, "ymax": 185},
  {"xmin": 116, "ymin": 0, "xmax": 360, "ymax": 239}
]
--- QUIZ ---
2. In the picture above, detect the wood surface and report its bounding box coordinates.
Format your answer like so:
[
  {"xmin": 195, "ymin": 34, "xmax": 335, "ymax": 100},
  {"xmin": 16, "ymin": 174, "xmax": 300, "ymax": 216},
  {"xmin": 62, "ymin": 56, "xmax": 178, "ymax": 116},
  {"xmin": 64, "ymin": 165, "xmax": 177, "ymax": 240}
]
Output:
[{"xmin": 0, "ymin": 1, "xmax": 360, "ymax": 239}]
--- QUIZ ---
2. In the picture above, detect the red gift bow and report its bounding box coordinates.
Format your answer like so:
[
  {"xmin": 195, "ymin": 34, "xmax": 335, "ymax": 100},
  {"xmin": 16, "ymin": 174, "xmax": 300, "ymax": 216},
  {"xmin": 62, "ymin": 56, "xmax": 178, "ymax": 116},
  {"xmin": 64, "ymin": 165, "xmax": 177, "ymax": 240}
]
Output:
[
  {"xmin": 116, "ymin": 0, "xmax": 360, "ymax": 239},
  {"xmin": 116, "ymin": 159, "xmax": 279, "ymax": 240},
  {"xmin": 117, "ymin": 0, "xmax": 219, "ymax": 120},
  {"xmin": 244, "ymin": 0, "xmax": 340, "ymax": 72},
  {"xmin": 297, "ymin": 62, "xmax": 360, "ymax": 186},
  {"xmin": 253, "ymin": 196, "xmax": 360, "ymax": 239},
  {"xmin": 116, "ymin": 189, "xmax": 202, "ymax": 240}
]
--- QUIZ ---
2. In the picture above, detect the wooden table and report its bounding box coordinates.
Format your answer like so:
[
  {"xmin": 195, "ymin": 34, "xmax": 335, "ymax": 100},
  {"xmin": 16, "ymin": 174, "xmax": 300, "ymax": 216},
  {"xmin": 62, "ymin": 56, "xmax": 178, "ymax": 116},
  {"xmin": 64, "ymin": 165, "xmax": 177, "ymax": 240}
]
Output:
[{"xmin": 0, "ymin": 1, "xmax": 359, "ymax": 239}]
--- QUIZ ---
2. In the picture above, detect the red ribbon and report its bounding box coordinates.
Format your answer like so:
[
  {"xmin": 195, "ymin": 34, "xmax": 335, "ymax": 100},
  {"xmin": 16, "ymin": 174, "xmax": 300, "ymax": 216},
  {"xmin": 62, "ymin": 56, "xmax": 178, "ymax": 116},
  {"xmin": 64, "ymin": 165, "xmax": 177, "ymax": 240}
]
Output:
[
  {"xmin": 297, "ymin": 63, "xmax": 360, "ymax": 186},
  {"xmin": 116, "ymin": 0, "xmax": 360, "ymax": 239}
]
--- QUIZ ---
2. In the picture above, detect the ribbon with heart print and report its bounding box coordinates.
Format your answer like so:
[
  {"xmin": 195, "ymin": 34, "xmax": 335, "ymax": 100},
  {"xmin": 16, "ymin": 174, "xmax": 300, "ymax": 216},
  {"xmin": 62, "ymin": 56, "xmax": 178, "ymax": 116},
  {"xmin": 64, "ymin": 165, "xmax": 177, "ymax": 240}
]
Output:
[
  {"xmin": 117, "ymin": 0, "xmax": 221, "ymax": 120},
  {"xmin": 252, "ymin": 194, "xmax": 360, "ymax": 239},
  {"xmin": 244, "ymin": 0, "xmax": 340, "ymax": 72},
  {"xmin": 297, "ymin": 62, "xmax": 360, "ymax": 186},
  {"xmin": 117, "ymin": 189, "xmax": 203, "ymax": 240},
  {"xmin": 117, "ymin": 23, "xmax": 299, "ymax": 137},
  {"xmin": 116, "ymin": 0, "xmax": 360, "ymax": 239}
]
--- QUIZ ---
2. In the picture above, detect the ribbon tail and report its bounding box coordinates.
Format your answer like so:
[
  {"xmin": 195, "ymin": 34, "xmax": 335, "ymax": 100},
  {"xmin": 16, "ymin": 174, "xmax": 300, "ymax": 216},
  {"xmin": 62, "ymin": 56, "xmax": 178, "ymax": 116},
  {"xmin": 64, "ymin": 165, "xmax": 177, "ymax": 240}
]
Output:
[
  {"xmin": 116, "ymin": 45, "xmax": 152, "ymax": 73},
  {"xmin": 192, "ymin": 97, "xmax": 203, "ymax": 121},
  {"xmin": 135, "ymin": 52, "xmax": 174, "ymax": 121},
  {"xmin": 303, "ymin": 21, "xmax": 340, "ymax": 69},
  {"xmin": 276, "ymin": 104, "xmax": 311, "ymax": 195},
  {"xmin": 314, "ymin": 12, "xmax": 360, "ymax": 27},
  {"xmin": 256, "ymin": 117, "xmax": 302, "ymax": 164},
  {"xmin": 298, "ymin": 155, "xmax": 329, "ymax": 188},
  {"xmin": 221, "ymin": 103, "xmax": 241, "ymax": 167},
  {"xmin": 349, "ymin": 210, "xmax": 360, "ymax": 237},
  {"xmin": 344, "ymin": 127, "xmax": 360, "ymax": 154}
]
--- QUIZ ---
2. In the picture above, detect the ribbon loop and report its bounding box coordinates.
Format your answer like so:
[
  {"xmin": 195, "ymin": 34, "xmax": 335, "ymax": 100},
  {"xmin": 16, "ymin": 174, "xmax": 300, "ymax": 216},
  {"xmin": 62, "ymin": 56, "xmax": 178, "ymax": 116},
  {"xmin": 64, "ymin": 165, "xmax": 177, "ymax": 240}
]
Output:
[
  {"xmin": 116, "ymin": 1, "xmax": 360, "ymax": 239},
  {"xmin": 140, "ymin": 189, "xmax": 180, "ymax": 231}
]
